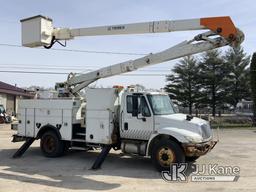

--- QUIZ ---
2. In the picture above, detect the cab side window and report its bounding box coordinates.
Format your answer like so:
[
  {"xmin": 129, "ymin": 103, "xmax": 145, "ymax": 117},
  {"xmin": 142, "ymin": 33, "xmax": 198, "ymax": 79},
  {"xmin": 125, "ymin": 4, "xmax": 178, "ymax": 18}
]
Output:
[
  {"xmin": 139, "ymin": 97, "xmax": 151, "ymax": 117},
  {"xmin": 126, "ymin": 95, "xmax": 133, "ymax": 113},
  {"xmin": 126, "ymin": 95, "xmax": 151, "ymax": 117}
]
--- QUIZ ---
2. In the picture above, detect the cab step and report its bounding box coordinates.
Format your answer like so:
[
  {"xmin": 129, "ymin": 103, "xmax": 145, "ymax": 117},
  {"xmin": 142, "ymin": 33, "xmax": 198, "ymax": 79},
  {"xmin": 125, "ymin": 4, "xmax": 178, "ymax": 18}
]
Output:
[
  {"xmin": 70, "ymin": 146, "xmax": 88, "ymax": 150},
  {"xmin": 71, "ymin": 139, "xmax": 86, "ymax": 142}
]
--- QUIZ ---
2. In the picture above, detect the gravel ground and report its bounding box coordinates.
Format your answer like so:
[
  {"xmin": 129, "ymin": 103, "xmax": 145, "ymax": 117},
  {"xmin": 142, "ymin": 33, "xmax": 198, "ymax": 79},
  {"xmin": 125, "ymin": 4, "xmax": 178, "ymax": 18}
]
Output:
[{"xmin": 0, "ymin": 124, "xmax": 256, "ymax": 192}]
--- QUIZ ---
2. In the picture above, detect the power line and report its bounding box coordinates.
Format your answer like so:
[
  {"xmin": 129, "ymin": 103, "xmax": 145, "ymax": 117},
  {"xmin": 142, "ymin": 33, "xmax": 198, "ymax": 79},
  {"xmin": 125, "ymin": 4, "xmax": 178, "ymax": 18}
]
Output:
[
  {"xmin": 0, "ymin": 63, "xmax": 97, "ymax": 68},
  {"xmin": 0, "ymin": 63, "xmax": 172, "ymax": 70},
  {"xmin": 0, "ymin": 70, "xmax": 68, "ymax": 75},
  {"xmin": 0, "ymin": 70, "xmax": 168, "ymax": 76},
  {"xmin": 0, "ymin": 66, "xmax": 169, "ymax": 72},
  {"xmin": 0, "ymin": 66, "xmax": 93, "ymax": 71},
  {"xmin": 0, "ymin": 19, "xmax": 17, "ymax": 24},
  {"xmin": 0, "ymin": 43, "xmax": 147, "ymax": 56},
  {"xmin": 51, "ymin": 47, "xmax": 146, "ymax": 56}
]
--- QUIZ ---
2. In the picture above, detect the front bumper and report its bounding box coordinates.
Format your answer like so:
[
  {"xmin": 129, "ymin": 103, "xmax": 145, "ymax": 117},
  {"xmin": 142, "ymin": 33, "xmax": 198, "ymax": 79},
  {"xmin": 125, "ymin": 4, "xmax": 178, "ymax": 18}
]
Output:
[{"xmin": 182, "ymin": 140, "xmax": 218, "ymax": 157}]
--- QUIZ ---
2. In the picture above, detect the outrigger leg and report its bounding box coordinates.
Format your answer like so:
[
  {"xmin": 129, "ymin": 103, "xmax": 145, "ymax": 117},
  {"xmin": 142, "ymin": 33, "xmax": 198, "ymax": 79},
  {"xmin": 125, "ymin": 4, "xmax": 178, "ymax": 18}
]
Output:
[
  {"xmin": 12, "ymin": 138, "xmax": 35, "ymax": 158},
  {"xmin": 91, "ymin": 145, "xmax": 112, "ymax": 170}
]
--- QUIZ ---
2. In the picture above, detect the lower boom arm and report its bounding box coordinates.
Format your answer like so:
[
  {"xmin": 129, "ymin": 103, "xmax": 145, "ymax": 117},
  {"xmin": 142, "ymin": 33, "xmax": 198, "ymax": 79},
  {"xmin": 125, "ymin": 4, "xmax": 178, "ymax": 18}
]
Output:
[{"xmin": 66, "ymin": 29, "xmax": 244, "ymax": 95}]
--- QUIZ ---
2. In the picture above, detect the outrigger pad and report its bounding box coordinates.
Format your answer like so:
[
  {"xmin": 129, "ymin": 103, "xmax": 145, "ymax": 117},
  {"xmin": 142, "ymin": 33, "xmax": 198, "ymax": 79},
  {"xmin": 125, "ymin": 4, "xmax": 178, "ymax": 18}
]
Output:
[
  {"xmin": 91, "ymin": 145, "xmax": 112, "ymax": 170},
  {"xmin": 12, "ymin": 138, "xmax": 35, "ymax": 158}
]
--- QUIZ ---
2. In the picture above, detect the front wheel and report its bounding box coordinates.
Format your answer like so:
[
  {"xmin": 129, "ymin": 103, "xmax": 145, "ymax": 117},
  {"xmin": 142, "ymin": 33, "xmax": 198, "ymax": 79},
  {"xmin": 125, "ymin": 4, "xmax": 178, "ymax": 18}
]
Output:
[
  {"xmin": 151, "ymin": 139, "xmax": 185, "ymax": 171},
  {"xmin": 40, "ymin": 130, "xmax": 65, "ymax": 157}
]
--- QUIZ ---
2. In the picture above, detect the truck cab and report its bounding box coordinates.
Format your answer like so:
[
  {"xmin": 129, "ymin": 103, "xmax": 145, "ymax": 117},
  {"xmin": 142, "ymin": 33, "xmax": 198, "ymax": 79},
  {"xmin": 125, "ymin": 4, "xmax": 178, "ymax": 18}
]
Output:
[{"xmin": 119, "ymin": 88, "xmax": 216, "ymax": 171}]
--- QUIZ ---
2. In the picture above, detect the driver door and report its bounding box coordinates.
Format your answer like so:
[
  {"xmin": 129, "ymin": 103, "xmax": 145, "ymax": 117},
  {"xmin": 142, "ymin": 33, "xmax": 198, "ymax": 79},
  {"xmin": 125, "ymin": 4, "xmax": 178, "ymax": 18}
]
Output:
[{"xmin": 121, "ymin": 94, "xmax": 154, "ymax": 140}]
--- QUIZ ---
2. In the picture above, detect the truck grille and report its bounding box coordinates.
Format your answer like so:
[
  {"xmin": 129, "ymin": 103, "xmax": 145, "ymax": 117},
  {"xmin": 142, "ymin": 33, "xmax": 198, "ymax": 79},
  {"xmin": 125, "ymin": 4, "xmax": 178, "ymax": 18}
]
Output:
[{"xmin": 201, "ymin": 124, "xmax": 212, "ymax": 139}]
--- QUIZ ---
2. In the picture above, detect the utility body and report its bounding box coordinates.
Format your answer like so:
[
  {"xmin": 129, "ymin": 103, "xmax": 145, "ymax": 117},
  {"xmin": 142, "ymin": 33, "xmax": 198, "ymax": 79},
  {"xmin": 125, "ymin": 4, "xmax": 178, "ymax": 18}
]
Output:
[{"xmin": 13, "ymin": 15, "xmax": 244, "ymax": 171}]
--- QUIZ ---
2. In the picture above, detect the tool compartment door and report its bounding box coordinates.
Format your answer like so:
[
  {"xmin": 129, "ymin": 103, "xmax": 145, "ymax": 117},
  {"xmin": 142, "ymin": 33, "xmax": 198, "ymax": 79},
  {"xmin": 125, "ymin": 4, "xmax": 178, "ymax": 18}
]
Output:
[
  {"xmin": 25, "ymin": 108, "xmax": 35, "ymax": 137},
  {"xmin": 34, "ymin": 108, "xmax": 63, "ymax": 137},
  {"xmin": 86, "ymin": 110, "xmax": 113, "ymax": 144},
  {"xmin": 17, "ymin": 108, "xmax": 26, "ymax": 136}
]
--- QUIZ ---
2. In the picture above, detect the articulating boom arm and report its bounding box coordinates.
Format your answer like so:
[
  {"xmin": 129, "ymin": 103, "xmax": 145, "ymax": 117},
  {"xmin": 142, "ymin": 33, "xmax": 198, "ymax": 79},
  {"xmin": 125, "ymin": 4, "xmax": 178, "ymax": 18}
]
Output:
[
  {"xmin": 67, "ymin": 30, "xmax": 243, "ymax": 94},
  {"xmin": 20, "ymin": 16, "xmax": 244, "ymax": 95}
]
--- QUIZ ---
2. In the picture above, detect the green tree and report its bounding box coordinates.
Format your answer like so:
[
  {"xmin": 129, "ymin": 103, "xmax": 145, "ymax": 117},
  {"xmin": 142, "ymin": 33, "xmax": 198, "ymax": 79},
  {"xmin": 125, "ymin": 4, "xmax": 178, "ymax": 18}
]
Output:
[
  {"xmin": 165, "ymin": 56, "xmax": 201, "ymax": 115},
  {"xmin": 250, "ymin": 53, "xmax": 256, "ymax": 124},
  {"xmin": 224, "ymin": 46, "xmax": 250, "ymax": 108},
  {"xmin": 198, "ymin": 50, "xmax": 230, "ymax": 117}
]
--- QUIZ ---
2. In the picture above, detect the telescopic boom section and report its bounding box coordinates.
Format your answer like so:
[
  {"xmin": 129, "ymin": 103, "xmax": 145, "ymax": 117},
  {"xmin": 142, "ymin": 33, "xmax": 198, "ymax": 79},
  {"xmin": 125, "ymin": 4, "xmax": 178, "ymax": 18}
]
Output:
[
  {"xmin": 20, "ymin": 16, "xmax": 244, "ymax": 95},
  {"xmin": 52, "ymin": 16, "xmax": 238, "ymax": 41}
]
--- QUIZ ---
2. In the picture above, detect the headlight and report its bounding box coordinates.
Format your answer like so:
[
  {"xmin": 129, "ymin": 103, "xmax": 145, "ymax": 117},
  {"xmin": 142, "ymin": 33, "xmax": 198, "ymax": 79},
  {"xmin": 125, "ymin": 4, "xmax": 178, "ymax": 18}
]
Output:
[{"xmin": 185, "ymin": 135, "xmax": 203, "ymax": 143}]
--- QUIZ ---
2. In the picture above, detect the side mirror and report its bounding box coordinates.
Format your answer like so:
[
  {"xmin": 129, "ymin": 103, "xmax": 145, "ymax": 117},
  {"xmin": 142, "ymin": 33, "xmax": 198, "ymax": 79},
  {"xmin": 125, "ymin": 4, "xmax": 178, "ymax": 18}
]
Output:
[
  {"xmin": 138, "ymin": 113, "xmax": 146, "ymax": 122},
  {"xmin": 186, "ymin": 114, "xmax": 193, "ymax": 121},
  {"xmin": 138, "ymin": 113, "xmax": 143, "ymax": 118}
]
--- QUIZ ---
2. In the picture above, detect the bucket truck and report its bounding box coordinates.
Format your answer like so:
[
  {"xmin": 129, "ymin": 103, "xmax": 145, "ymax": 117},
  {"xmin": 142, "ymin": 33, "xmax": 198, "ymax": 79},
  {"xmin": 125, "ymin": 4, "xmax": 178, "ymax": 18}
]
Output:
[{"xmin": 13, "ymin": 15, "xmax": 244, "ymax": 171}]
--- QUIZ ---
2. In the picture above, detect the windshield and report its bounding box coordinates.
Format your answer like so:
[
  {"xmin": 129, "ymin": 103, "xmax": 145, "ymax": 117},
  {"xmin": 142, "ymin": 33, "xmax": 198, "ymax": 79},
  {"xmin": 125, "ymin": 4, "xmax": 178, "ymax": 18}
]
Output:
[{"xmin": 147, "ymin": 95, "xmax": 175, "ymax": 115}]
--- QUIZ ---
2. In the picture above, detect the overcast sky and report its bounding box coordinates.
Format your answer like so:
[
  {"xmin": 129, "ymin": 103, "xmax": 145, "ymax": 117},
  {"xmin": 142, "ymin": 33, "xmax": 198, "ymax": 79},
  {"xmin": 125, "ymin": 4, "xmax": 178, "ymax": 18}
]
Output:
[{"xmin": 0, "ymin": 0, "xmax": 255, "ymax": 89}]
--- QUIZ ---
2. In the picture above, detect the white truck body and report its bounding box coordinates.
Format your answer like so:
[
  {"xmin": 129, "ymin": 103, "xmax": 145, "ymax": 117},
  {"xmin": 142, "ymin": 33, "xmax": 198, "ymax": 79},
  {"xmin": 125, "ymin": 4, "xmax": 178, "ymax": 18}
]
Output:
[{"xmin": 16, "ymin": 88, "xmax": 213, "ymax": 157}]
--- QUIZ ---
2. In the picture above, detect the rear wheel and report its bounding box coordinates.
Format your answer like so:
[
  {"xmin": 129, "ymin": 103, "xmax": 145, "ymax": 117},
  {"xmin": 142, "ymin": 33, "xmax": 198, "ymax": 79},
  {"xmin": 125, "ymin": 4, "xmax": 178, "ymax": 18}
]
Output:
[
  {"xmin": 151, "ymin": 139, "xmax": 185, "ymax": 171},
  {"xmin": 40, "ymin": 130, "xmax": 65, "ymax": 157}
]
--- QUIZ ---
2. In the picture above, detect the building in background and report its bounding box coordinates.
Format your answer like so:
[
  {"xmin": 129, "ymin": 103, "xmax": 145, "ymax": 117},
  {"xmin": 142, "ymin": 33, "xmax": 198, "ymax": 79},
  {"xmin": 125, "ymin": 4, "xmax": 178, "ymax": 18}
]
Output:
[
  {"xmin": 236, "ymin": 99, "xmax": 253, "ymax": 116},
  {"xmin": 0, "ymin": 81, "xmax": 34, "ymax": 115}
]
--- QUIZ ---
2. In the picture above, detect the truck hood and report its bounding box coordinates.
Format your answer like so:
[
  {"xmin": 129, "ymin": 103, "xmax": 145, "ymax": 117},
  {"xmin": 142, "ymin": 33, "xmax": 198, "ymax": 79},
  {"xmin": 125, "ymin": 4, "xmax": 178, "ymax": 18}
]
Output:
[{"xmin": 154, "ymin": 113, "xmax": 212, "ymax": 141}]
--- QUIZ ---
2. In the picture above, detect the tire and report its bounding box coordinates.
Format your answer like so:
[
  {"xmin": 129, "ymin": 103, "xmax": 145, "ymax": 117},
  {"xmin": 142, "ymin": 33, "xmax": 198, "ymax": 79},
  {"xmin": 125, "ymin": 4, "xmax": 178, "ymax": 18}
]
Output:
[
  {"xmin": 186, "ymin": 156, "xmax": 200, "ymax": 162},
  {"xmin": 151, "ymin": 139, "xmax": 185, "ymax": 172},
  {"xmin": 40, "ymin": 130, "xmax": 65, "ymax": 157},
  {"xmin": 63, "ymin": 141, "xmax": 70, "ymax": 153}
]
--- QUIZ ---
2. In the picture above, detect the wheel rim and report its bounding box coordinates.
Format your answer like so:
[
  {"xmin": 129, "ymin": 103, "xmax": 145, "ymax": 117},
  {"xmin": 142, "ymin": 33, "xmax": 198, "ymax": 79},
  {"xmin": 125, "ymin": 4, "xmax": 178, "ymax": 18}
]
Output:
[
  {"xmin": 157, "ymin": 147, "xmax": 175, "ymax": 167},
  {"xmin": 43, "ymin": 135, "xmax": 56, "ymax": 153}
]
